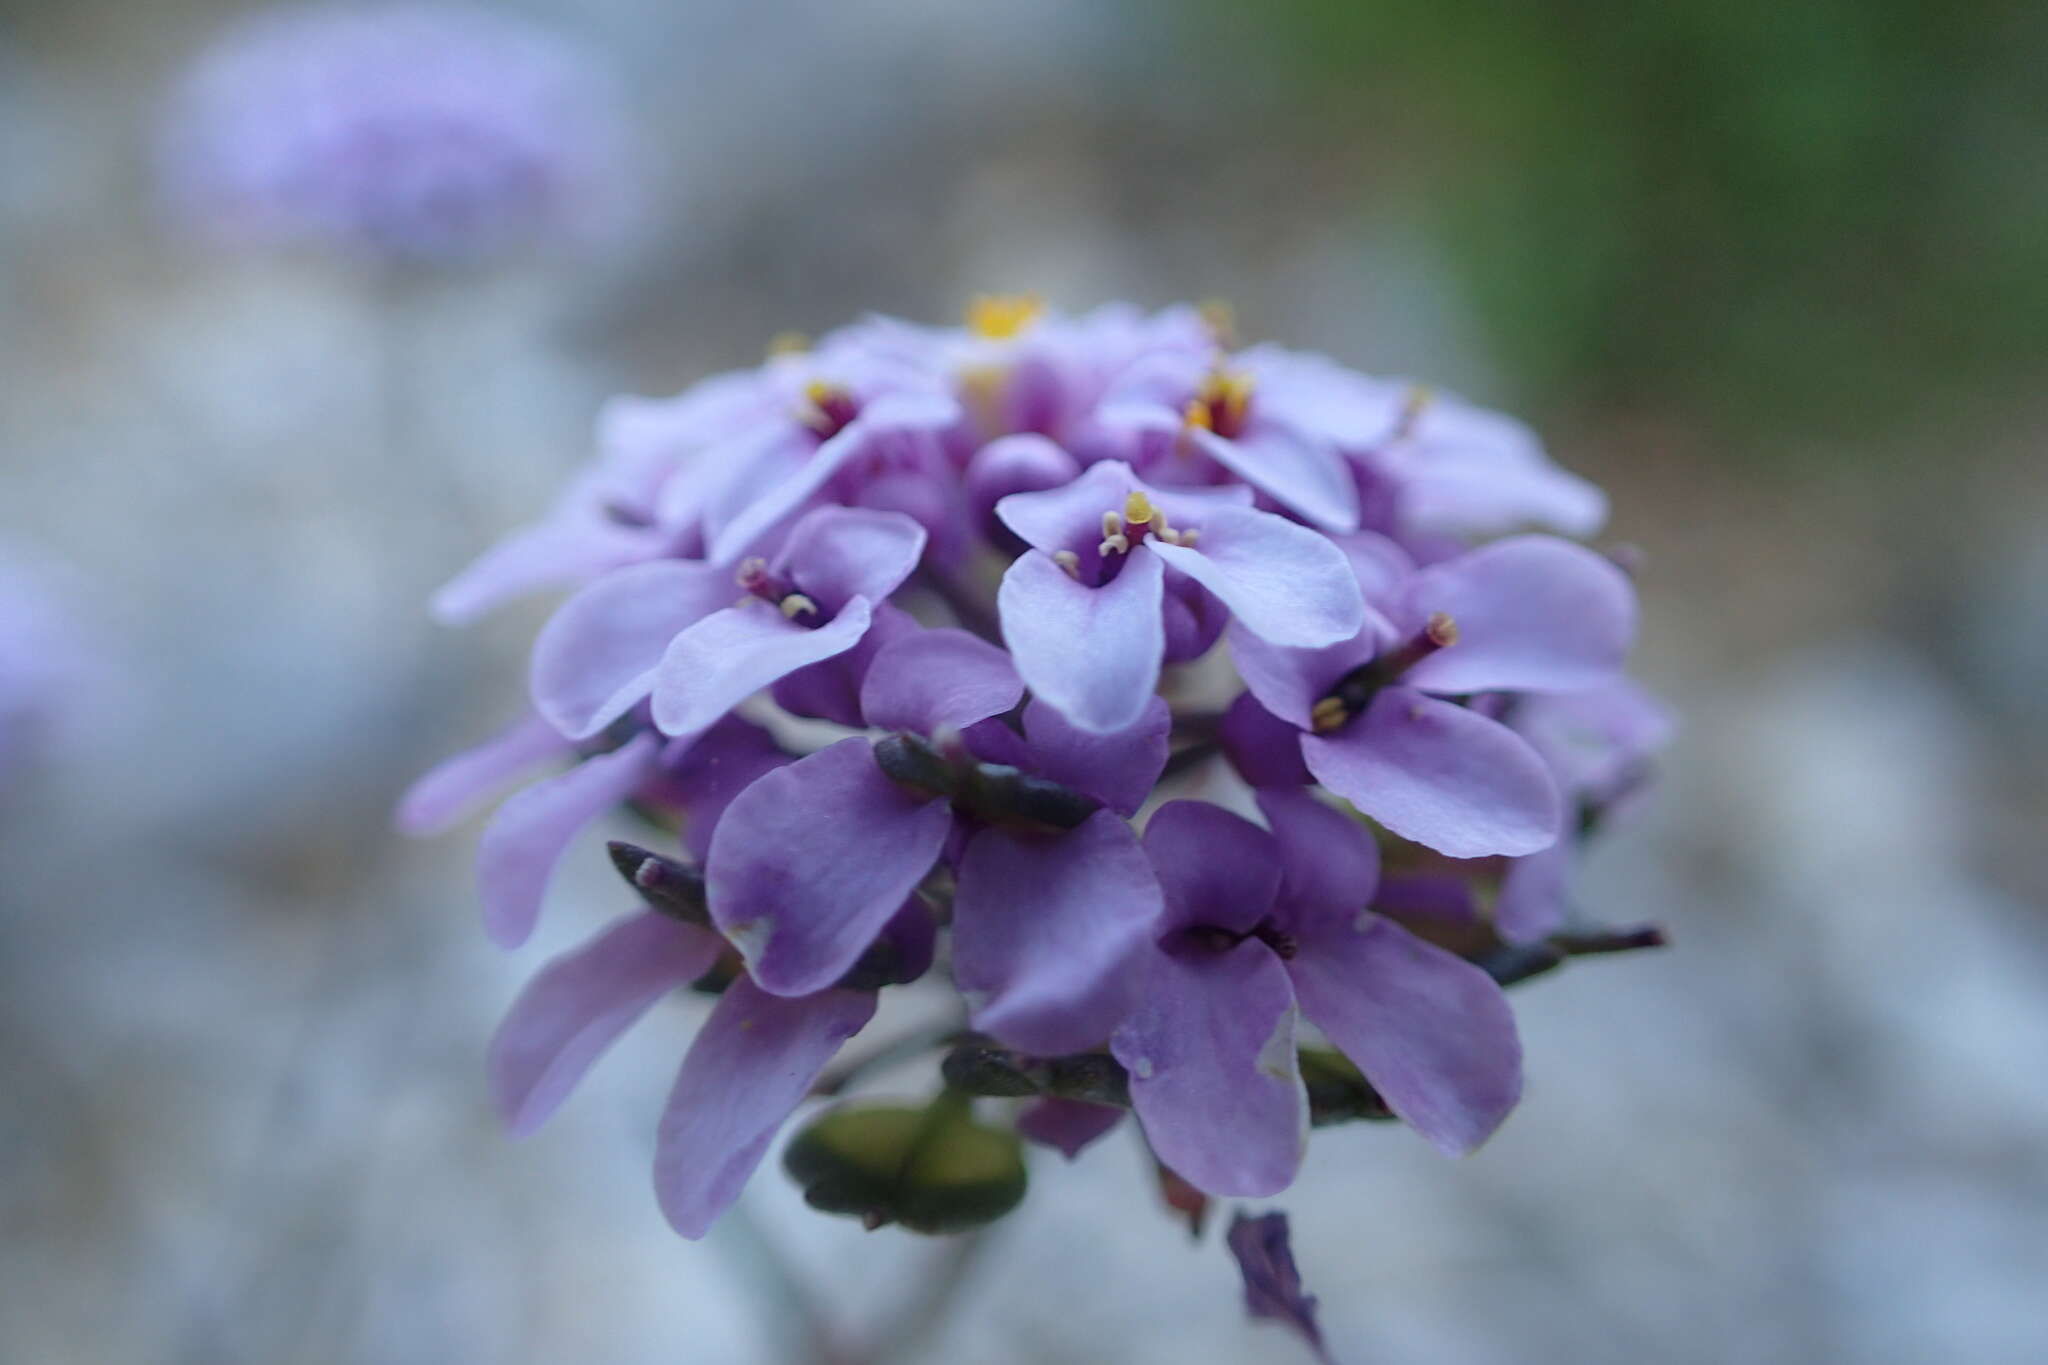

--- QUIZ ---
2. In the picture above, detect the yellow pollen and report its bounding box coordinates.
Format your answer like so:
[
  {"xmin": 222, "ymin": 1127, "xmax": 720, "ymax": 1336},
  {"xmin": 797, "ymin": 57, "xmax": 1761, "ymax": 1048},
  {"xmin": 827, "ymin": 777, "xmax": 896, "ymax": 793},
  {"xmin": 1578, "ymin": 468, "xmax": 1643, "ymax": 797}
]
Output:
[
  {"xmin": 966, "ymin": 293, "xmax": 1044, "ymax": 340},
  {"xmin": 780, "ymin": 593, "xmax": 819, "ymax": 620},
  {"xmin": 766, "ymin": 331, "xmax": 810, "ymax": 358},
  {"xmin": 1123, "ymin": 491, "xmax": 1156, "ymax": 526}
]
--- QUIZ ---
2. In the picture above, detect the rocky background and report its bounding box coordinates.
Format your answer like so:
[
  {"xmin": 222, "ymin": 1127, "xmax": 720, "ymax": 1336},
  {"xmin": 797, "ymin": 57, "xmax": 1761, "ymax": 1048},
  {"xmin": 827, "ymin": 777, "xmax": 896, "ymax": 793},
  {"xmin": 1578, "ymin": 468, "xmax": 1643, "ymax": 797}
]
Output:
[{"xmin": 3, "ymin": 2, "xmax": 2045, "ymax": 1362}]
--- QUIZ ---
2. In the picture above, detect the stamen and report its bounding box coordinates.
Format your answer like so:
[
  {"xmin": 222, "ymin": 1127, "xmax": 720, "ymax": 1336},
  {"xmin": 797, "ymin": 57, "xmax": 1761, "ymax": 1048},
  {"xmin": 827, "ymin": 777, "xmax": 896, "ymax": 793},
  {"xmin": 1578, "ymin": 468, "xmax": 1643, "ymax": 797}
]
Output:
[
  {"xmin": 779, "ymin": 593, "xmax": 819, "ymax": 620},
  {"xmin": 1099, "ymin": 511, "xmax": 1129, "ymax": 556},
  {"xmin": 1123, "ymin": 490, "xmax": 1156, "ymax": 526},
  {"xmin": 799, "ymin": 380, "xmax": 858, "ymax": 436},
  {"xmin": 1181, "ymin": 398, "xmax": 1214, "ymax": 432},
  {"xmin": 1394, "ymin": 384, "xmax": 1434, "ymax": 440},
  {"xmin": 1051, "ymin": 549, "xmax": 1081, "ymax": 579},
  {"xmin": 1426, "ymin": 612, "xmax": 1459, "ymax": 648},
  {"xmin": 965, "ymin": 293, "xmax": 1044, "ymax": 340},
  {"xmin": 1310, "ymin": 696, "xmax": 1350, "ymax": 733},
  {"xmin": 1199, "ymin": 298, "xmax": 1237, "ymax": 347},
  {"xmin": 734, "ymin": 556, "xmax": 770, "ymax": 591}
]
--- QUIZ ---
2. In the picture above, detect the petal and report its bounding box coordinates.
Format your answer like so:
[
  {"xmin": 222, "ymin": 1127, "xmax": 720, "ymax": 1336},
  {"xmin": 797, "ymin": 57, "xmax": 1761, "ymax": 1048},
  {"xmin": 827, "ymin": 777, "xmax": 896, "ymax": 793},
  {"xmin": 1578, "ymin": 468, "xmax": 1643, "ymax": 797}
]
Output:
[
  {"xmin": 770, "ymin": 602, "xmax": 919, "ymax": 728},
  {"xmin": 1147, "ymin": 506, "xmax": 1364, "ymax": 647},
  {"xmin": 430, "ymin": 517, "xmax": 659, "ymax": 625},
  {"xmin": 477, "ymin": 733, "xmax": 662, "ymax": 949},
  {"xmin": 706, "ymin": 738, "xmax": 953, "ymax": 995},
  {"xmin": 1303, "ymin": 688, "xmax": 1560, "ymax": 859},
  {"xmin": 704, "ymin": 426, "xmax": 859, "ymax": 566},
  {"xmin": 487, "ymin": 911, "xmax": 723, "ymax": 1135},
  {"xmin": 998, "ymin": 549, "xmax": 1165, "ymax": 734},
  {"xmin": 1495, "ymin": 839, "xmax": 1574, "ymax": 944},
  {"xmin": 650, "ymin": 597, "xmax": 874, "ymax": 737},
  {"xmin": 994, "ymin": 459, "xmax": 1136, "ymax": 556},
  {"xmin": 530, "ymin": 560, "xmax": 738, "ymax": 740},
  {"xmin": 1253, "ymin": 787, "xmax": 1380, "ymax": 929},
  {"xmin": 860, "ymin": 628, "xmax": 1024, "ymax": 735},
  {"xmin": 1016, "ymin": 694, "xmax": 1170, "ymax": 817},
  {"xmin": 1142, "ymin": 800, "xmax": 1282, "ymax": 935},
  {"xmin": 774, "ymin": 506, "xmax": 928, "ymax": 613},
  {"xmin": 1287, "ymin": 915, "xmax": 1522, "ymax": 1154},
  {"xmin": 639, "ymin": 715, "xmax": 792, "ymax": 862},
  {"xmin": 1190, "ymin": 421, "xmax": 1359, "ymax": 533},
  {"xmin": 1398, "ymin": 536, "xmax": 1636, "ymax": 696},
  {"xmin": 965, "ymin": 433, "xmax": 1081, "ymax": 535},
  {"xmin": 1016, "ymin": 1097, "xmax": 1124, "ymax": 1161},
  {"xmin": 395, "ymin": 713, "xmax": 572, "ymax": 836},
  {"xmin": 1225, "ymin": 1210, "xmax": 1333, "ymax": 1364},
  {"xmin": 952, "ymin": 812, "xmax": 1161, "ymax": 1055},
  {"xmin": 1112, "ymin": 942, "xmax": 1307, "ymax": 1197},
  {"xmin": 1227, "ymin": 620, "xmax": 1379, "ymax": 732},
  {"xmin": 1218, "ymin": 691, "xmax": 1313, "ymax": 788},
  {"xmin": 653, "ymin": 979, "xmax": 877, "ymax": 1238}
]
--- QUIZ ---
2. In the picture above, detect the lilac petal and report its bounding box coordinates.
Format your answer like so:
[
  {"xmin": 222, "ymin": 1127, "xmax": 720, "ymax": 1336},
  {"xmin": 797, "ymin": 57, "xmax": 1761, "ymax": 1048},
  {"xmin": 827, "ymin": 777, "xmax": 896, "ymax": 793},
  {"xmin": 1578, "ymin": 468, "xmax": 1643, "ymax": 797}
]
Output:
[
  {"xmin": 1496, "ymin": 839, "xmax": 1574, "ymax": 944},
  {"xmin": 998, "ymin": 548, "xmax": 1165, "ymax": 734},
  {"xmin": 1287, "ymin": 914, "xmax": 1522, "ymax": 1155},
  {"xmin": 1226, "ymin": 1210, "xmax": 1332, "ymax": 1365},
  {"xmin": 1254, "ymin": 787, "xmax": 1380, "ymax": 927},
  {"xmin": 1218, "ymin": 692, "xmax": 1313, "ymax": 788},
  {"xmin": 1017, "ymin": 1097, "xmax": 1124, "ymax": 1160},
  {"xmin": 994, "ymin": 459, "xmax": 1135, "ymax": 556},
  {"xmin": 1227, "ymin": 621, "xmax": 1379, "ymax": 732},
  {"xmin": 1112, "ymin": 942, "xmax": 1307, "ymax": 1197},
  {"xmin": 1147, "ymin": 506, "xmax": 1364, "ymax": 648},
  {"xmin": 395, "ymin": 713, "xmax": 571, "ymax": 836},
  {"xmin": 952, "ymin": 813, "xmax": 1161, "ymax": 1055},
  {"xmin": 705, "ymin": 425, "xmax": 861, "ymax": 566},
  {"xmin": 770, "ymin": 602, "xmax": 918, "ymax": 728},
  {"xmin": 1304, "ymin": 688, "xmax": 1560, "ymax": 859},
  {"xmin": 650, "ymin": 596, "xmax": 875, "ymax": 737},
  {"xmin": 699, "ymin": 425, "xmax": 814, "ymax": 562},
  {"xmin": 966, "ymin": 433, "xmax": 1081, "ymax": 534},
  {"xmin": 1395, "ymin": 402, "xmax": 1608, "ymax": 537},
  {"xmin": 1190, "ymin": 421, "xmax": 1359, "ymax": 533},
  {"xmin": 861, "ymin": 628, "xmax": 1023, "ymax": 735},
  {"xmin": 1398, "ymin": 536, "xmax": 1636, "ymax": 696},
  {"xmin": 774, "ymin": 506, "xmax": 928, "ymax": 613},
  {"xmin": 477, "ymin": 732, "xmax": 662, "ymax": 949},
  {"xmin": 530, "ymin": 559, "xmax": 738, "ymax": 739},
  {"xmin": 488, "ymin": 911, "xmax": 723, "ymax": 1135},
  {"xmin": 431, "ymin": 517, "xmax": 658, "ymax": 625},
  {"xmin": 1142, "ymin": 800, "xmax": 1282, "ymax": 935},
  {"xmin": 706, "ymin": 738, "xmax": 953, "ymax": 995},
  {"xmin": 1017, "ymin": 695, "xmax": 1170, "ymax": 816},
  {"xmin": 1512, "ymin": 677, "xmax": 1677, "ymax": 802},
  {"xmin": 654, "ymin": 978, "xmax": 877, "ymax": 1238},
  {"xmin": 1331, "ymin": 529, "xmax": 1417, "ymax": 601}
]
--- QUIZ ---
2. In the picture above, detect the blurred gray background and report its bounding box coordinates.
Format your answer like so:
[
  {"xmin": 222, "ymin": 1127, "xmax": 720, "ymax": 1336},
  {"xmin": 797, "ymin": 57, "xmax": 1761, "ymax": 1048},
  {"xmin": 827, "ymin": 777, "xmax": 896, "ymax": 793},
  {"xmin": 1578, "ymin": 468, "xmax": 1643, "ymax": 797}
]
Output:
[{"xmin": 4, "ymin": 1, "xmax": 2046, "ymax": 1362}]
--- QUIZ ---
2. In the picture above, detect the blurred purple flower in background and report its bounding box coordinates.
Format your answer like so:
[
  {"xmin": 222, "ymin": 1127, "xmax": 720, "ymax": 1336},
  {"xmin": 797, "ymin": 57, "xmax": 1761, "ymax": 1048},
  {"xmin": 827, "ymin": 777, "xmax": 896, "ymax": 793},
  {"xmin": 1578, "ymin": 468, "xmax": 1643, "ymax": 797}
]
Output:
[
  {"xmin": 0, "ymin": 548, "xmax": 90, "ymax": 785},
  {"xmin": 160, "ymin": 3, "xmax": 630, "ymax": 260},
  {"xmin": 404, "ymin": 295, "xmax": 1673, "ymax": 1347}
]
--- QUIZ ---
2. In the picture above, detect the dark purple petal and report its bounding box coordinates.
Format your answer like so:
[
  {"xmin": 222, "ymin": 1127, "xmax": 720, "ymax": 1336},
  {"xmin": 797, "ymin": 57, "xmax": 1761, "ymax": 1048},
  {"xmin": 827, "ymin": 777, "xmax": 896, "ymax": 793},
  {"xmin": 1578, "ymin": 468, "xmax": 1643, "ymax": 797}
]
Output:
[
  {"xmin": 1017, "ymin": 695, "xmax": 1170, "ymax": 816},
  {"xmin": 999, "ymin": 547, "xmax": 1166, "ymax": 734},
  {"xmin": 1397, "ymin": 536, "xmax": 1636, "ymax": 697},
  {"xmin": 705, "ymin": 738, "xmax": 952, "ymax": 995},
  {"xmin": 1255, "ymin": 787, "xmax": 1380, "ymax": 929},
  {"xmin": 653, "ymin": 978, "xmax": 877, "ymax": 1238},
  {"xmin": 1112, "ymin": 941, "xmax": 1306, "ymax": 1196},
  {"xmin": 1286, "ymin": 914, "xmax": 1522, "ymax": 1155},
  {"xmin": 487, "ymin": 911, "xmax": 723, "ymax": 1135},
  {"xmin": 773, "ymin": 505, "xmax": 928, "ymax": 613},
  {"xmin": 1226, "ymin": 1210, "xmax": 1332, "ymax": 1364},
  {"xmin": 530, "ymin": 559, "xmax": 737, "ymax": 739},
  {"xmin": 650, "ymin": 596, "xmax": 875, "ymax": 737},
  {"xmin": 952, "ymin": 812, "xmax": 1160, "ymax": 1055},
  {"xmin": 1303, "ymin": 688, "xmax": 1560, "ymax": 859},
  {"xmin": 395, "ymin": 712, "xmax": 571, "ymax": 836},
  {"xmin": 1017, "ymin": 1097, "xmax": 1124, "ymax": 1160},
  {"xmin": 1228, "ymin": 621, "xmax": 1380, "ymax": 732},
  {"xmin": 1146, "ymin": 506, "xmax": 1364, "ymax": 648},
  {"xmin": 1159, "ymin": 573, "xmax": 1229, "ymax": 664},
  {"xmin": 1142, "ymin": 799, "xmax": 1282, "ymax": 936},
  {"xmin": 861, "ymin": 627, "xmax": 1024, "ymax": 735},
  {"xmin": 966, "ymin": 433, "xmax": 1081, "ymax": 535},
  {"xmin": 770, "ymin": 602, "xmax": 919, "ymax": 727},
  {"xmin": 639, "ymin": 715, "xmax": 791, "ymax": 861},
  {"xmin": 477, "ymin": 732, "xmax": 661, "ymax": 949},
  {"xmin": 1219, "ymin": 692, "xmax": 1313, "ymax": 788}
]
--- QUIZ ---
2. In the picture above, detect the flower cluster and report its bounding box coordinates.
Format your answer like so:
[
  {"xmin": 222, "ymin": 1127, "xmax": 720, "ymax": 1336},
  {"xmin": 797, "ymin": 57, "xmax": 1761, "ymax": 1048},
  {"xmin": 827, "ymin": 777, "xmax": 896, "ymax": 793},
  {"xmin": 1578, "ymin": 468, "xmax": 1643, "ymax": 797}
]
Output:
[
  {"xmin": 161, "ymin": 3, "xmax": 629, "ymax": 260},
  {"xmin": 408, "ymin": 298, "xmax": 1670, "ymax": 1241}
]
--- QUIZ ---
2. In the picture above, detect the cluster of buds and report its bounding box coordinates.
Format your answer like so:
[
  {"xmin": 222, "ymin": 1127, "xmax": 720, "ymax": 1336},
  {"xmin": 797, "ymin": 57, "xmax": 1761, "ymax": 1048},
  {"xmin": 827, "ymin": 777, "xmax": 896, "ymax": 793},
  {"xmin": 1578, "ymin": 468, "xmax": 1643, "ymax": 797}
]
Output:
[{"xmin": 406, "ymin": 298, "xmax": 1670, "ymax": 1260}]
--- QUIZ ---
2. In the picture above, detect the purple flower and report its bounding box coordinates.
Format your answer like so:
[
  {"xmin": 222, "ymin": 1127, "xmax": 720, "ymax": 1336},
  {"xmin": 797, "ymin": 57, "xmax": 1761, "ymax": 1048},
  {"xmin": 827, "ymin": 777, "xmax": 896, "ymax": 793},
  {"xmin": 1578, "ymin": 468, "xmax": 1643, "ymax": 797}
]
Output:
[
  {"xmin": 1226, "ymin": 1210, "xmax": 1333, "ymax": 1364},
  {"xmin": 161, "ymin": 3, "xmax": 631, "ymax": 260},
  {"xmin": 1229, "ymin": 533, "xmax": 1637, "ymax": 858},
  {"xmin": 706, "ymin": 627, "xmax": 1166, "ymax": 1052},
  {"xmin": 995, "ymin": 461, "xmax": 1366, "ymax": 732},
  {"xmin": 1113, "ymin": 794, "xmax": 1521, "ymax": 1195}
]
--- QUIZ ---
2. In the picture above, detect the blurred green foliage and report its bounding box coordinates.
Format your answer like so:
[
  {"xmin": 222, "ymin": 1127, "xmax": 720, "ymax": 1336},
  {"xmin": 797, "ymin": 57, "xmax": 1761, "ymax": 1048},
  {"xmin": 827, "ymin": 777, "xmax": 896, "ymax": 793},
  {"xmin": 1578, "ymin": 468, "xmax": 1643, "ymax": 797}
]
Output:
[{"xmin": 1189, "ymin": 1, "xmax": 2048, "ymax": 434}]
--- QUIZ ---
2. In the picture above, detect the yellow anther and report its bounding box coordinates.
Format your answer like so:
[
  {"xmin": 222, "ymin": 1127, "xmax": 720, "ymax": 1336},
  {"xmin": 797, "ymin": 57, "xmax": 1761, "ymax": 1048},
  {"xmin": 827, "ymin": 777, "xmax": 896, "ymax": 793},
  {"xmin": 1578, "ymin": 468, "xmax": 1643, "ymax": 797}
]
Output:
[
  {"xmin": 1178, "ymin": 527, "xmax": 1199, "ymax": 547},
  {"xmin": 1051, "ymin": 550, "xmax": 1081, "ymax": 579},
  {"xmin": 733, "ymin": 556, "xmax": 769, "ymax": 587},
  {"xmin": 1310, "ymin": 697, "xmax": 1351, "ymax": 733},
  {"xmin": 1425, "ymin": 611, "xmax": 1459, "ymax": 648},
  {"xmin": 780, "ymin": 593, "xmax": 819, "ymax": 620},
  {"xmin": 1123, "ymin": 490, "xmax": 1156, "ymax": 526},
  {"xmin": 1100, "ymin": 510, "xmax": 1123, "ymax": 540},
  {"xmin": 766, "ymin": 331, "xmax": 810, "ymax": 358},
  {"xmin": 1181, "ymin": 398, "xmax": 1215, "ymax": 431},
  {"xmin": 966, "ymin": 293, "xmax": 1044, "ymax": 340}
]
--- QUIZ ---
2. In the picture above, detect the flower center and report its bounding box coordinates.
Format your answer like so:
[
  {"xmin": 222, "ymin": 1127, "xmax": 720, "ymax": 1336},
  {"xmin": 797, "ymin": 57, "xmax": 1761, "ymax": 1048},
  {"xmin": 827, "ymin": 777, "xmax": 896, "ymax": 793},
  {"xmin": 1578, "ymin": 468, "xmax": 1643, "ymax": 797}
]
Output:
[
  {"xmin": 735, "ymin": 556, "xmax": 823, "ymax": 623},
  {"xmin": 1309, "ymin": 613, "xmax": 1459, "ymax": 733},
  {"xmin": 799, "ymin": 380, "xmax": 860, "ymax": 438},
  {"xmin": 1182, "ymin": 369, "xmax": 1255, "ymax": 440},
  {"xmin": 1050, "ymin": 490, "xmax": 1201, "ymax": 582},
  {"xmin": 965, "ymin": 293, "xmax": 1044, "ymax": 340}
]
